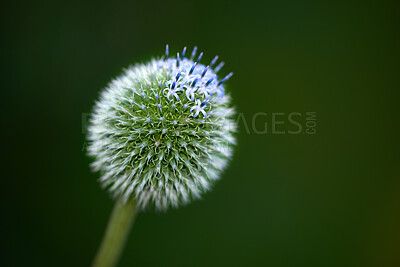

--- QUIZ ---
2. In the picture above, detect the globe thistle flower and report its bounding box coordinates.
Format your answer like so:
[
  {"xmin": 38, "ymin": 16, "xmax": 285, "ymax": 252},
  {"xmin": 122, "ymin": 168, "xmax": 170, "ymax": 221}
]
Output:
[{"xmin": 87, "ymin": 45, "xmax": 237, "ymax": 211}]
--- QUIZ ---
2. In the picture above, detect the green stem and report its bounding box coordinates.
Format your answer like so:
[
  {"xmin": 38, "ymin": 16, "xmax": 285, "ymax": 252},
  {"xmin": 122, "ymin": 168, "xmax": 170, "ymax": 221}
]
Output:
[{"xmin": 93, "ymin": 197, "xmax": 137, "ymax": 267}]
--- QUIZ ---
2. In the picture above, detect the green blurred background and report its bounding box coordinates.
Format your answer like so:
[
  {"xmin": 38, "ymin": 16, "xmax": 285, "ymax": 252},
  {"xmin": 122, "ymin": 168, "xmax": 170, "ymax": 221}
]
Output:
[{"xmin": 3, "ymin": 0, "xmax": 400, "ymax": 266}]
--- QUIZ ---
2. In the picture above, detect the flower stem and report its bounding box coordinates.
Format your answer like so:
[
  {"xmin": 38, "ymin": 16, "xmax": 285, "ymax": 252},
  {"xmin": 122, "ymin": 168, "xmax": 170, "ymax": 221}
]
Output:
[{"xmin": 93, "ymin": 197, "xmax": 137, "ymax": 267}]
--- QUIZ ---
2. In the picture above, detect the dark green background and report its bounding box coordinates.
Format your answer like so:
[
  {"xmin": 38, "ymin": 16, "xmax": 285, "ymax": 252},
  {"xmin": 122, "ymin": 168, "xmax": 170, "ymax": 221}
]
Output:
[{"xmin": 3, "ymin": 1, "xmax": 399, "ymax": 266}]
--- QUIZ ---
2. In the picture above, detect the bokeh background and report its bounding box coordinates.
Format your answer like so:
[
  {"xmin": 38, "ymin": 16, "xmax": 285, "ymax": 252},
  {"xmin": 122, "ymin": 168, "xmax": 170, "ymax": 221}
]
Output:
[{"xmin": 3, "ymin": 0, "xmax": 400, "ymax": 266}]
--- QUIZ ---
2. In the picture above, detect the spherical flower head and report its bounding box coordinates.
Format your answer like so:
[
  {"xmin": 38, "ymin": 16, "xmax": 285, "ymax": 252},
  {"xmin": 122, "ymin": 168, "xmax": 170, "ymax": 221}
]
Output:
[{"xmin": 87, "ymin": 46, "xmax": 237, "ymax": 211}]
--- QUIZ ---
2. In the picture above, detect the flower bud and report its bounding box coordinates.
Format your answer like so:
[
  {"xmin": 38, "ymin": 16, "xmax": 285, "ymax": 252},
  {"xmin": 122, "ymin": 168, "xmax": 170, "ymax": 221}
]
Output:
[{"xmin": 87, "ymin": 46, "xmax": 237, "ymax": 210}]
